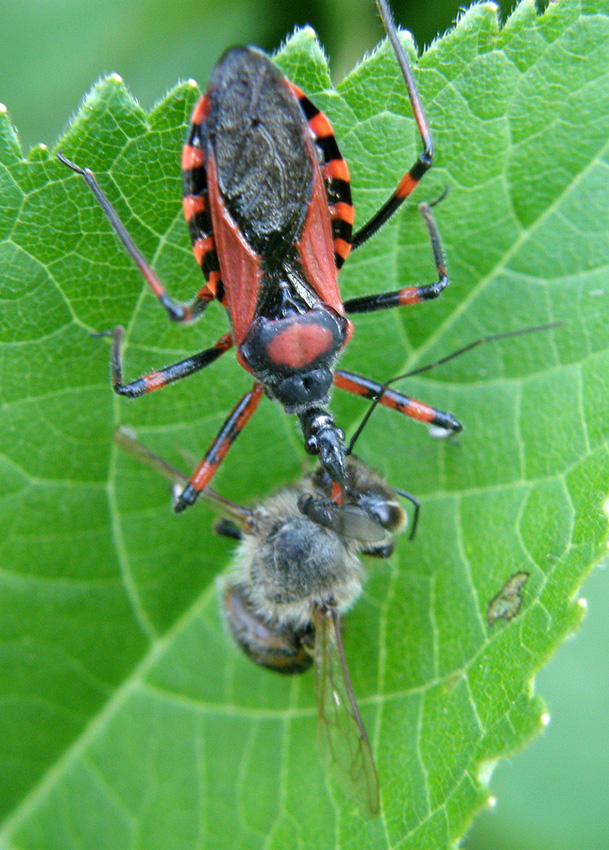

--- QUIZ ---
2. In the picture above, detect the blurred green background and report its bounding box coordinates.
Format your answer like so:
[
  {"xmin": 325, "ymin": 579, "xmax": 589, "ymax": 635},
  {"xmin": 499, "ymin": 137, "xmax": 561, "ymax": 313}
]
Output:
[
  {"xmin": 1, "ymin": 0, "xmax": 519, "ymax": 149},
  {"xmin": 1, "ymin": 1, "xmax": 606, "ymax": 848}
]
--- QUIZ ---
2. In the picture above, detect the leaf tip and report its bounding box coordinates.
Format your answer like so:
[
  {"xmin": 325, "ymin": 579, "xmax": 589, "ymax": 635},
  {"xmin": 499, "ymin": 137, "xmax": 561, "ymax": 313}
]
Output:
[
  {"xmin": 460, "ymin": 1, "xmax": 501, "ymax": 26},
  {"xmin": 93, "ymin": 73, "xmax": 129, "ymax": 97},
  {"xmin": 274, "ymin": 25, "xmax": 332, "ymax": 94},
  {"xmin": 476, "ymin": 756, "xmax": 499, "ymax": 786},
  {"xmin": 298, "ymin": 24, "xmax": 317, "ymax": 42},
  {"xmin": 0, "ymin": 100, "xmax": 23, "ymax": 164},
  {"xmin": 280, "ymin": 23, "xmax": 326, "ymax": 63},
  {"xmin": 28, "ymin": 142, "xmax": 51, "ymax": 163},
  {"xmin": 443, "ymin": 0, "xmax": 502, "ymax": 44}
]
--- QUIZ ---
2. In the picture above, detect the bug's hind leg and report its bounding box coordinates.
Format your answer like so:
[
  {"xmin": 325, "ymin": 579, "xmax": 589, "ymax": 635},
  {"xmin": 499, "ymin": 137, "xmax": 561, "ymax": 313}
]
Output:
[
  {"xmin": 58, "ymin": 153, "xmax": 216, "ymax": 322},
  {"xmin": 350, "ymin": 0, "xmax": 434, "ymax": 250}
]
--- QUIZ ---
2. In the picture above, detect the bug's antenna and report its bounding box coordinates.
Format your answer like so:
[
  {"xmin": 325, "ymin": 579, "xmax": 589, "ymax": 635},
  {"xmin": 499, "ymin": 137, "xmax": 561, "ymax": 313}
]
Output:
[{"xmin": 348, "ymin": 322, "xmax": 565, "ymax": 454}]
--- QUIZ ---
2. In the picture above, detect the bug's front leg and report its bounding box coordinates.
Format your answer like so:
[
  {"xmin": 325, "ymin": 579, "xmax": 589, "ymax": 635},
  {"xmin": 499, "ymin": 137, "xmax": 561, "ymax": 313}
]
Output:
[
  {"xmin": 174, "ymin": 382, "xmax": 264, "ymax": 513},
  {"xmin": 333, "ymin": 368, "xmax": 461, "ymax": 438}
]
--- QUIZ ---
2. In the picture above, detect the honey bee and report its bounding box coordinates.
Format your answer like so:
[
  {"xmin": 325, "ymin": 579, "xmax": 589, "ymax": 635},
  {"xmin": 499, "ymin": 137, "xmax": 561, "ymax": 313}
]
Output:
[{"xmin": 115, "ymin": 427, "xmax": 409, "ymax": 816}]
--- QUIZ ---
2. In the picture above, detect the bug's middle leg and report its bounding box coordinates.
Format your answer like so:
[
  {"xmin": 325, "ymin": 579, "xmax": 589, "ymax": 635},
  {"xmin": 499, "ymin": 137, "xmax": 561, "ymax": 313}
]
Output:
[
  {"xmin": 344, "ymin": 200, "xmax": 449, "ymax": 315},
  {"xmin": 96, "ymin": 326, "xmax": 233, "ymax": 398}
]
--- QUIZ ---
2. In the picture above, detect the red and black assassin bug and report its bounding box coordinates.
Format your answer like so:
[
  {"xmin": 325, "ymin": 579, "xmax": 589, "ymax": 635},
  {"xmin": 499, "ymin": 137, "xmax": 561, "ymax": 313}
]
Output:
[{"xmin": 58, "ymin": 0, "xmax": 461, "ymax": 512}]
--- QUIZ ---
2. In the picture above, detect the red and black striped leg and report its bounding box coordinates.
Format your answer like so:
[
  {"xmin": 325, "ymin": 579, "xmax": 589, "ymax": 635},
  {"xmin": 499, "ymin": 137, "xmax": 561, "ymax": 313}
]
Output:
[
  {"xmin": 333, "ymin": 369, "xmax": 462, "ymax": 441},
  {"xmin": 95, "ymin": 326, "xmax": 233, "ymax": 398},
  {"xmin": 57, "ymin": 152, "xmax": 214, "ymax": 323},
  {"xmin": 350, "ymin": 0, "xmax": 433, "ymax": 251},
  {"xmin": 113, "ymin": 426, "xmax": 256, "ymax": 532},
  {"xmin": 174, "ymin": 382, "xmax": 264, "ymax": 513},
  {"xmin": 344, "ymin": 200, "xmax": 448, "ymax": 314}
]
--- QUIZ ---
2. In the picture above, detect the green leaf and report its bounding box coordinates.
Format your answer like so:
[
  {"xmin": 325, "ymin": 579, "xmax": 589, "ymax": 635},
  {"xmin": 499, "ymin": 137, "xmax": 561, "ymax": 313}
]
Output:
[{"xmin": 1, "ymin": 0, "xmax": 608, "ymax": 847}]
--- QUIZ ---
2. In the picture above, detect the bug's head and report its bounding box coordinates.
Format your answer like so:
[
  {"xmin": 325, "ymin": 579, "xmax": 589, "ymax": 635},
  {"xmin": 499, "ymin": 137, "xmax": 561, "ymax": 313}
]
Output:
[
  {"xmin": 267, "ymin": 367, "xmax": 333, "ymax": 411},
  {"xmin": 237, "ymin": 307, "xmax": 348, "ymax": 414}
]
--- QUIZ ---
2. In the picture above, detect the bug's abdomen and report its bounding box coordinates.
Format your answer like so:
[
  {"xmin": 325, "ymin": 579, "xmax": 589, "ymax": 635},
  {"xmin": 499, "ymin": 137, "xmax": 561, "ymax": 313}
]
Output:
[
  {"xmin": 206, "ymin": 47, "xmax": 314, "ymax": 261},
  {"xmin": 182, "ymin": 98, "xmax": 224, "ymax": 301}
]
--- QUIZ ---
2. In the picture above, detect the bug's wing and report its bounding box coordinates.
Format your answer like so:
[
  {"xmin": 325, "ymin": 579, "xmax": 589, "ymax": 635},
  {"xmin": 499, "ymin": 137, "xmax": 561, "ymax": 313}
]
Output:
[
  {"xmin": 313, "ymin": 606, "xmax": 379, "ymax": 817},
  {"xmin": 205, "ymin": 154, "xmax": 263, "ymax": 347}
]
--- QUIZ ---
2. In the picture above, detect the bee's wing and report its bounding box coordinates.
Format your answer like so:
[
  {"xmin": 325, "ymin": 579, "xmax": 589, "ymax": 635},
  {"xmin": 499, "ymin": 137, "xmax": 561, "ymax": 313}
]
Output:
[
  {"xmin": 115, "ymin": 426, "xmax": 189, "ymax": 487},
  {"xmin": 332, "ymin": 505, "xmax": 387, "ymax": 542},
  {"xmin": 299, "ymin": 495, "xmax": 387, "ymax": 543},
  {"xmin": 313, "ymin": 606, "xmax": 380, "ymax": 817},
  {"xmin": 114, "ymin": 426, "xmax": 254, "ymax": 532}
]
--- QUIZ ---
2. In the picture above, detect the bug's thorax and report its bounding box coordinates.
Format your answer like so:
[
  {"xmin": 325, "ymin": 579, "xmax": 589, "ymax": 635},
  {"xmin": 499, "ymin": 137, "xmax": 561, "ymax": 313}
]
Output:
[{"xmin": 235, "ymin": 307, "xmax": 349, "ymax": 410}]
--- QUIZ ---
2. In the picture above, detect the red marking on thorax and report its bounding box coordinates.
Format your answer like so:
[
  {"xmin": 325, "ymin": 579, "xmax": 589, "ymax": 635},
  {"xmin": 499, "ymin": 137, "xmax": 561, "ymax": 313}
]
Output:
[{"xmin": 265, "ymin": 322, "xmax": 335, "ymax": 370}]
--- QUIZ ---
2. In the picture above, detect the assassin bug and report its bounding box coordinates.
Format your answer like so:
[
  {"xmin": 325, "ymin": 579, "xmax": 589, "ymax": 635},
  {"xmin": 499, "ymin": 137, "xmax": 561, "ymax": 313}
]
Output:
[
  {"xmin": 58, "ymin": 0, "xmax": 460, "ymax": 512},
  {"xmin": 115, "ymin": 425, "xmax": 410, "ymax": 816}
]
